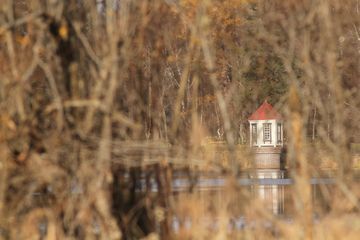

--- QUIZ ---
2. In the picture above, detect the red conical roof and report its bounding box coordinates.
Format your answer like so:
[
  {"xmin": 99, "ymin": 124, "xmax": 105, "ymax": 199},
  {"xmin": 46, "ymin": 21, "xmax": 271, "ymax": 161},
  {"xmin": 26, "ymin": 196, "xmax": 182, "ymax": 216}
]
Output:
[{"xmin": 248, "ymin": 100, "xmax": 282, "ymax": 120}]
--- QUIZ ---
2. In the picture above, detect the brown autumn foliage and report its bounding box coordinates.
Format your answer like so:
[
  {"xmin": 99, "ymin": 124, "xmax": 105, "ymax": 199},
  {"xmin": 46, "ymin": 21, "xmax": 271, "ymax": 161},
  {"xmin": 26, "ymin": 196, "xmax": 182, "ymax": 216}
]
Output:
[{"xmin": 0, "ymin": 0, "xmax": 359, "ymax": 239}]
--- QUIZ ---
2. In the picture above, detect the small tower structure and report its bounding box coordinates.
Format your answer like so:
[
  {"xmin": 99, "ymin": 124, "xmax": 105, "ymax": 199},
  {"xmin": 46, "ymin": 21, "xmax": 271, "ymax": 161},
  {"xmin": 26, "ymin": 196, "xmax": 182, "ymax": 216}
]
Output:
[
  {"xmin": 248, "ymin": 100, "xmax": 283, "ymax": 148},
  {"xmin": 248, "ymin": 100, "xmax": 285, "ymax": 176},
  {"xmin": 248, "ymin": 100, "xmax": 285, "ymax": 214}
]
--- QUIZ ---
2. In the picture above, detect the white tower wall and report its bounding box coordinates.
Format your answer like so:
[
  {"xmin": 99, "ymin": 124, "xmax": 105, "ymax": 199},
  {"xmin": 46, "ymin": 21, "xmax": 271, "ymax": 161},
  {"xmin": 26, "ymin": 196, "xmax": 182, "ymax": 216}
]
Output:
[{"xmin": 249, "ymin": 119, "xmax": 283, "ymax": 147}]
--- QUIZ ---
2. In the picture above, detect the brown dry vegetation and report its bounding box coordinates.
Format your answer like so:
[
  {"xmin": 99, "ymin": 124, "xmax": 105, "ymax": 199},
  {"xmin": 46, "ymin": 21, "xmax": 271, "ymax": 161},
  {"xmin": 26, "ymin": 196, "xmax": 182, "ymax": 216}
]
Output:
[{"xmin": 0, "ymin": 0, "xmax": 359, "ymax": 239}]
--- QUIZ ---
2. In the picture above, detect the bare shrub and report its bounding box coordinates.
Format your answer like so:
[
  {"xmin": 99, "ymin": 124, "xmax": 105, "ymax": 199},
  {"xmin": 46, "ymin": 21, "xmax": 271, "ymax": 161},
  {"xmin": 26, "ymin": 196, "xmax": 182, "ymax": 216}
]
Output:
[{"xmin": 0, "ymin": 0, "xmax": 359, "ymax": 239}]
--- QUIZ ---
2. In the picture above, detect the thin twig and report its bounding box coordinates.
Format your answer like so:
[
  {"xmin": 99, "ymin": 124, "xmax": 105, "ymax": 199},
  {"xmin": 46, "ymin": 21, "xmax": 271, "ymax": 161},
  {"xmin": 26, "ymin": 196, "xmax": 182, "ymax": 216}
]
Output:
[
  {"xmin": 38, "ymin": 60, "xmax": 64, "ymax": 130},
  {"xmin": 71, "ymin": 21, "xmax": 102, "ymax": 67},
  {"xmin": 0, "ymin": 10, "xmax": 43, "ymax": 36}
]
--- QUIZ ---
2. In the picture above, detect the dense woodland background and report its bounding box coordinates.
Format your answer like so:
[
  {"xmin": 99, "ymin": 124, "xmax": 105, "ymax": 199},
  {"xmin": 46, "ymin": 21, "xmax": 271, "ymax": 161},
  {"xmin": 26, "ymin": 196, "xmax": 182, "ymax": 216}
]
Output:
[{"xmin": 0, "ymin": 0, "xmax": 359, "ymax": 239}]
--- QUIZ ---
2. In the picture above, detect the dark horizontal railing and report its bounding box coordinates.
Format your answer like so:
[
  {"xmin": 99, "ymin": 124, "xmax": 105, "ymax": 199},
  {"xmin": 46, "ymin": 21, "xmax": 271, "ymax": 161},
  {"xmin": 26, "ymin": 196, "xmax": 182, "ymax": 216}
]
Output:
[
  {"xmin": 32, "ymin": 177, "xmax": 340, "ymax": 196},
  {"xmin": 137, "ymin": 177, "xmax": 337, "ymax": 192},
  {"xmin": 173, "ymin": 177, "xmax": 335, "ymax": 188}
]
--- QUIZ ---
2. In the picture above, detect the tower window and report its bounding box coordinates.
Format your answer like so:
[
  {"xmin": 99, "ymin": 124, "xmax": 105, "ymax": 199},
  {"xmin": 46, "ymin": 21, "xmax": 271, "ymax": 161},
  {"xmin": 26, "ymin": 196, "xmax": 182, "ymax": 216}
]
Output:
[
  {"xmin": 277, "ymin": 123, "xmax": 282, "ymax": 143},
  {"xmin": 251, "ymin": 123, "xmax": 257, "ymax": 145},
  {"xmin": 263, "ymin": 123, "xmax": 271, "ymax": 143}
]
